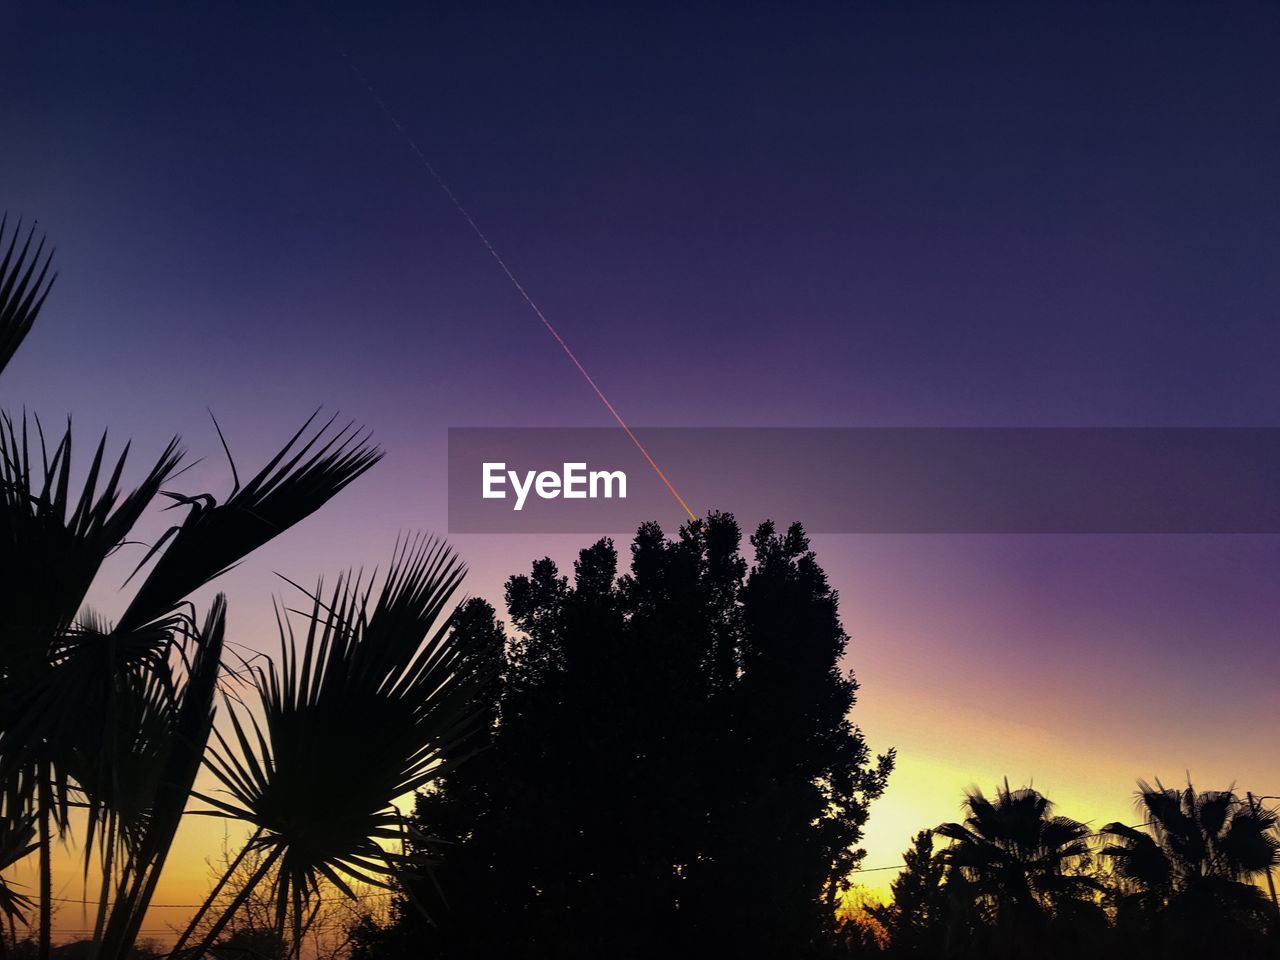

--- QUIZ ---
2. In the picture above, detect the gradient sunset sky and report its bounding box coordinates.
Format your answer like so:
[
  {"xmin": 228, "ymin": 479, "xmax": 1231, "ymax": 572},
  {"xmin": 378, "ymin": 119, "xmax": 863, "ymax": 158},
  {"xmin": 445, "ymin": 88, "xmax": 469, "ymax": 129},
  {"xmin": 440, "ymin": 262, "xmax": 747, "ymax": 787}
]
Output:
[{"xmin": 4, "ymin": 0, "xmax": 1280, "ymax": 931}]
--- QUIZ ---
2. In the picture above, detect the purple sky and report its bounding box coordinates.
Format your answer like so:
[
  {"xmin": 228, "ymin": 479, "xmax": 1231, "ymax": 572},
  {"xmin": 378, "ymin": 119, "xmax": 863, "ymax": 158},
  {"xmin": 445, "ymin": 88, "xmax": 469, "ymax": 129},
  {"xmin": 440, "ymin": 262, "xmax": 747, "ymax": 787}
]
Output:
[{"xmin": 3, "ymin": 0, "xmax": 1279, "ymax": 907}]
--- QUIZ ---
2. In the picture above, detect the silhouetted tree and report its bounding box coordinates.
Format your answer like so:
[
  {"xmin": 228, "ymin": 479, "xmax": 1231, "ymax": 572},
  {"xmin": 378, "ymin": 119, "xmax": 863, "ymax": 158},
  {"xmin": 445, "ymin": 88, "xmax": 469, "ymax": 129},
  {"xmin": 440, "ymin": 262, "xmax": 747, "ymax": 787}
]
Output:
[
  {"xmin": 935, "ymin": 782, "xmax": 1105, "ymax": 959},
  {"xmin": 871, "ymin": 831, "xmax": 948, "ymax": 957},
  {"xmin": 0, "ymin": 216, "xmax": 493, "ymax": 960},
  {"xmin": 185, "ymin": 832, "xmax": 363, "ymax": 960},
  {"xmin": 174, "ymin": 538, "xmax": 491, "ymax": 960},
  {"xmin": 355, "ymin": 514, "xmax": 892, "ymax": 959},
  {"xmin": 1101, "ymin": 780, "xmax": 1279, "ymax": 958},
  {"xmin": 347, "ymin": 597, "xmax": 508, "ymax": 959}
]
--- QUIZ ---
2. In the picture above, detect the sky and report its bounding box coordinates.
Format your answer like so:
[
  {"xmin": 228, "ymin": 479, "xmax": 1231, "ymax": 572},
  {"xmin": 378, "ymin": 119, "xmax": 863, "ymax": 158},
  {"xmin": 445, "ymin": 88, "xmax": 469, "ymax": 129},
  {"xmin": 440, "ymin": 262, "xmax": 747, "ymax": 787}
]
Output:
[{"xmin": 3, "ymin": 0, "xmax": 1280, "ymax": 933}]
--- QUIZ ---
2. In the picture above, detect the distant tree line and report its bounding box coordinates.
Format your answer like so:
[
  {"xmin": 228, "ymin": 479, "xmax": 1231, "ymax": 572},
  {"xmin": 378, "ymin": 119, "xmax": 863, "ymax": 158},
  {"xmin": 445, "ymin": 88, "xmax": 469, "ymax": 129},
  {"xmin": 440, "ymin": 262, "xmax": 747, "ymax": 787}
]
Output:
[{"xmin": 867, "ymin": 779, "xmax": 1279, "ymax": 959}]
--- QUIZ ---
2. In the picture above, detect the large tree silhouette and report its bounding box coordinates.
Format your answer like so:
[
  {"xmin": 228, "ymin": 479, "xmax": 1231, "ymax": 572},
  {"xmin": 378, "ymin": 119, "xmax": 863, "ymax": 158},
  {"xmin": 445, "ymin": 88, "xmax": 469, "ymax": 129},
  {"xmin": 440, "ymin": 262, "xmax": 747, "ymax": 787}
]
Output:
[{"xmin": 356, "ymin": 513, "xmax": 892, "ymax": 959}]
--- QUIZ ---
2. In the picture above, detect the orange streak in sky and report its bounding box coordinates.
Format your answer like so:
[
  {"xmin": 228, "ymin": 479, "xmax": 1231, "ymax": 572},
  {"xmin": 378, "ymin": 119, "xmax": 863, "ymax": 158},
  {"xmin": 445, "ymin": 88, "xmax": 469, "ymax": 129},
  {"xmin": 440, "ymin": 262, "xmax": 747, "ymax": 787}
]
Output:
[{"xmin": 339, "ymin": 50, "xmax": 698, "ymax": 524}]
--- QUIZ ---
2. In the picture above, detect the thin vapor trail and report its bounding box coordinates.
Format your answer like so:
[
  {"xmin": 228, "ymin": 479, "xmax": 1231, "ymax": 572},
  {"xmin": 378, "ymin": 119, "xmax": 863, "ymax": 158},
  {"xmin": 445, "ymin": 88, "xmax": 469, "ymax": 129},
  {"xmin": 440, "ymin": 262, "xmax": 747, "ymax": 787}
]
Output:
[{"xmin": 336, "ymin": 48, "xmax": 698, "ymax": 524}]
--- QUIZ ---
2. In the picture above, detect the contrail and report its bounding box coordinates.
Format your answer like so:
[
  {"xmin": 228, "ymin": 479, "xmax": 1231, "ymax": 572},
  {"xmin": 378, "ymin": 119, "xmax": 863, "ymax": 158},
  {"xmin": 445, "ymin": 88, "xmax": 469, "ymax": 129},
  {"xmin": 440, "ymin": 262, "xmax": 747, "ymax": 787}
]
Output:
[{"xmin": 336, "ymin": 48, "xmax": 698, "ymax": 524}]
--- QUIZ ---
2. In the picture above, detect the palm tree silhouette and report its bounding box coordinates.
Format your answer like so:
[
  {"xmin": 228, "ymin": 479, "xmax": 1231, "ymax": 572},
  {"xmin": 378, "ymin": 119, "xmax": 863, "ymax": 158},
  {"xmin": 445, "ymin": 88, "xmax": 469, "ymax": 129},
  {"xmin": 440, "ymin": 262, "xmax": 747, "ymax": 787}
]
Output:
[
  {"xmin": 936, "ymin": 780, "xmax": 1102, "ymax": 954},
  {"xmin": 173, "ymin": 537, "xmax": 491, "ymax": 960},
  {"xmin": 0, "ymin": 216, "xmax": 381, "ymax": 960},
  {"xmin": 1100, "ymin": 779, "xmax": 1279, "ymax": 945}
]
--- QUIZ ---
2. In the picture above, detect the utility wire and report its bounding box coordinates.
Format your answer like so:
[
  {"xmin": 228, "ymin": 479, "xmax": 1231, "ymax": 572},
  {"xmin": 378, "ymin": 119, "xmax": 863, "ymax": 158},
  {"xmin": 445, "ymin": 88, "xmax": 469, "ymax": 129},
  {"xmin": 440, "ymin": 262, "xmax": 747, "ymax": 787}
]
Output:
[{"xmin": 37, "ymin": 818, "xmax": 1177, "ymax": 911}]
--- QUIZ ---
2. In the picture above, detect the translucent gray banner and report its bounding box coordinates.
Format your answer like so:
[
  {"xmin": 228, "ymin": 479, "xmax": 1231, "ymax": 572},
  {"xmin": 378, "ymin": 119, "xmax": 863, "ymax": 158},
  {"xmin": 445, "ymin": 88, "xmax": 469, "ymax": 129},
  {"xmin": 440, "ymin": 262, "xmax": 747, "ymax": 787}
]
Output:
[{"xmin": 447, "ymin": 428, "xmax": 1280, "ymax": 534}]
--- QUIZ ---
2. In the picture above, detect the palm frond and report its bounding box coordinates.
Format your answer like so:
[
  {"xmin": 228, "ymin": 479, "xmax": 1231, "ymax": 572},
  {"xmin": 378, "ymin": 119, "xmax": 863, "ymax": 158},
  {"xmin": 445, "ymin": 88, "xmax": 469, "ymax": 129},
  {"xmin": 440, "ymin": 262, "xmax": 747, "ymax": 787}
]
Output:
[
  {"xmin": 0, "ymin": 415, "xmax": 183, "ymax": 680},
  {"xmin": 97, "ymin": 596, "xmax": 228, "ymax": 960},
  {"xmin": 0, "ymin": 215, "xmax": 56, "ymax": 377},
  {"xmin": 1220, "ymin": 805, "xmax": 1280, "ymax": 875},
  {"xmin": 1099, "ymin": 822, "xmax": 1172, "ymax": 891},
  {"xmin": 1104, "ymin": 778, "xmax": 1279, "ymax": 907},
  {"xmin": 192, "ymin": 537, "xmax": 487, "ymax": 951},
  {"xmin": 0, "ymin": 417, "xmax": 182, "ymax": 802},
  {"xmin": 936, "ymin": 782, "xmax": 1096, "ymax": 914},
  {"xmin": 56, "ymin": 632, "xmax": 179, "ymax": 858},
  {"xmin": 0, "ymin": 810, "xmax": 38, "ymax": 924},
  {"xmin": 118, "ymin": 412, "xmax": 381, "ymax": 632}
]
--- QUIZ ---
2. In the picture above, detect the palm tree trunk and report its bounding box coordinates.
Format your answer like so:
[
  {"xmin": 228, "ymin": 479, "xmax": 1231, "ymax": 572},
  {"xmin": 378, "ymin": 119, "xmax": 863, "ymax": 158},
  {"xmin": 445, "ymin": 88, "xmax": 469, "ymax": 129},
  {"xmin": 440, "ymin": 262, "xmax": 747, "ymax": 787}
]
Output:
[
  {"xmin": 36, "ymin": 762, "xmax": 52, "ymax": 960},
  {"xmin": 91, "ymin": 816, "xmax": 117, "ymax": 943}
]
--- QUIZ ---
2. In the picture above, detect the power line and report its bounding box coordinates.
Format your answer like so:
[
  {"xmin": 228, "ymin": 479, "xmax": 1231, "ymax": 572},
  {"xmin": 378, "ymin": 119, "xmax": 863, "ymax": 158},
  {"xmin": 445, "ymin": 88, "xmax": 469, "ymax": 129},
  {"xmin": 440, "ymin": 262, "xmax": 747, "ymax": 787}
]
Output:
[
  {"xmin": 45, "ymin": 892, "xmax": 395, "ymax": 909},
  {"xmin": 38, "ymin": 816, "xmax": 1237, "ymax": 910}
]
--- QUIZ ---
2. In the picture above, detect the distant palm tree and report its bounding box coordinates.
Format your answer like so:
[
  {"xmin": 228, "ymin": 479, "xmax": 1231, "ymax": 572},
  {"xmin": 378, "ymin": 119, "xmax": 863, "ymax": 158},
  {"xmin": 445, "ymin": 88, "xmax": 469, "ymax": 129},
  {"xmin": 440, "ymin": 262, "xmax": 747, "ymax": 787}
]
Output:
[
  {"xmin": 936, "ymin": 780, "xmax": 1102, "ymax": 955},
  {"xmin": 1101, "ymin": 780, "xmax": 1278, "ymax": 929}
]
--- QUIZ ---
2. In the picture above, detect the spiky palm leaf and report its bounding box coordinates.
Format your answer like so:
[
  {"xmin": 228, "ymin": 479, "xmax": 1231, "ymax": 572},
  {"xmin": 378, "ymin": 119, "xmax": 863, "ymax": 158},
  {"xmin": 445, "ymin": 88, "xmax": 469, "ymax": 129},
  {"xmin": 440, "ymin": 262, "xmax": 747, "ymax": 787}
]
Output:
[
  {"xmin": 190, "ymin": 537, "xmax": 488, "ymax": 955},
  {"xmin": 0, "ymin": 413, "xmax": 379, "ymax": 959},
  {"xmin": 96, "ymin": 597, "xmax": 228, "ymax": 960},
  {"xmin": 0, "ymin": 810, "xmax": 37, "ymax": 924},
  {"xmin": 0, "ymin": 416, "xmax": 182, "ymax": 682},
  {"xmin": 117, "ymin": 412, "xmax": 381, "ymax": 633},
  {"xmin": 0, "ymin": 213, "xmax": 383, "ymax": 960},
  {"xmin": 0, "ymin": 415, "xmax": 182, "ymax": 813},
  {"xmin": 1099, "ymin": 821, "xmax": 1171, "ymax": 904},
  {"xmin": 56, "ymin": 619, "xmax": 185, "ymax": 857},
  {"xmin": 0, "ymin": 216, "xmax": 56, "ymax": 377}
]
